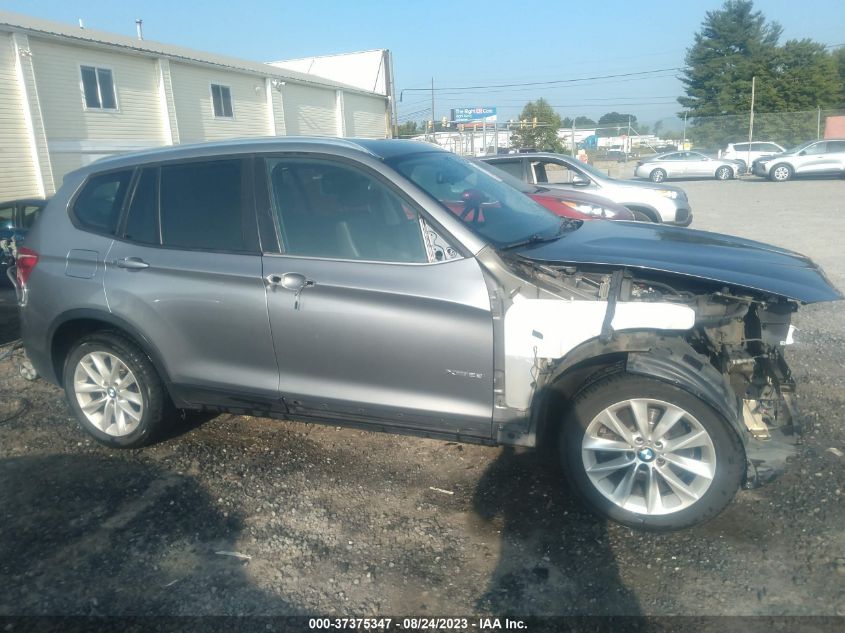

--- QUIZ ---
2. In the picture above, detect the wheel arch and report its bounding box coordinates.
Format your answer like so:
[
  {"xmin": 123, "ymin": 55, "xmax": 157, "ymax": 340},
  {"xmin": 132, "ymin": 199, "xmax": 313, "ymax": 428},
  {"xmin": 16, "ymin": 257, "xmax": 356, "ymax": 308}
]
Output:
[
  {"xmin": 623, "ymin": 204, "xmax": 660, "ymax": 223},
  {"xmin": 48, "ymin": 309, "xmax": 172, "ymax": 389},
  {"xmin": 531, "ymin": 332, "xmax": 745, "ymax": 452}
]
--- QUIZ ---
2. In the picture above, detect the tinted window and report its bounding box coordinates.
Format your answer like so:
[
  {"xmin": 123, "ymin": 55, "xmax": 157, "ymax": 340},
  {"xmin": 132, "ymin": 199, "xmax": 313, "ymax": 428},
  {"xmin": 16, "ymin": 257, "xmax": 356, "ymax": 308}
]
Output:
[
  {"xmin": 73, "ymin": 170, "xmax": 132, "ymax": 234},
  {"xmin": 20, "ymin": 204, "xmax": 43, "ymax": 229},
  {"xmin": 160, "ymin": 160, "xmax": 245, "ymax": 251},
  {"xmin": 267, "ymin": 158, "xmax": 427, "ymax": 263},
  {"xmin": 211, "ymin": 84, "xmax": 233, "ymax": 118},
  {"xmin": 0, "ymin": 205, "xmax": 13, "ymax": 230},
  {"xmin": 732, "ymin": 143, "xmax": 748, "ymax": 152},
  {"xmin": 826, "ymin": 141, "xmax": 845, "ymax": 153},
  {"xmin": 661, "ymin": 153, "xmax": 683, "ymax": 161},
  {"xmin": 537, "ymin": 160, "xmax": 578, "ymax": 184},
  {"xmin": 489, "ymin": 160, "xmax": 524, "ymax": 180},
  {"xmin": 124, "ymin": 168, "xmax": 159, "ymax": 244}
]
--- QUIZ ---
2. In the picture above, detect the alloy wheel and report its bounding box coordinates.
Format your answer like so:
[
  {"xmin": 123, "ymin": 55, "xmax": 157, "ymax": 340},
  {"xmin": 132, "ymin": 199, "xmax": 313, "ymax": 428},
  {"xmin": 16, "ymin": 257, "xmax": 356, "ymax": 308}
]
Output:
[
  {"xmin": 581, "ymin": 398, "xmax": 716, "ymax": 515},
  {"xmin": 73, "ymin": 351, "xmax": 144, "ymax": 437}
]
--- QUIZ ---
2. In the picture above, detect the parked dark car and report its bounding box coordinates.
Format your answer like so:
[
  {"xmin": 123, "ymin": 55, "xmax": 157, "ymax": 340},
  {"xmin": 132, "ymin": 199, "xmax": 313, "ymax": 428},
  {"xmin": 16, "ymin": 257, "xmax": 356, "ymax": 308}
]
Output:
[
  {"xmin": 15, "ymin": 138, "xmax": 841, "ymax": 530},
  {"xmin": 1, "ymin": 198, "xmax": 47, "ymax": 280}
]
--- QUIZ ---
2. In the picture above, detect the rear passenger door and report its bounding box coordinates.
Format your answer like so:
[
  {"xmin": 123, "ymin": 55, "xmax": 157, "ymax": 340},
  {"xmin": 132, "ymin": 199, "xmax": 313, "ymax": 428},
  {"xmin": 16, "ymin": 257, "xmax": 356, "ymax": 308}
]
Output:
[
  {"xmin": 104, "ymin": 157, "xmax": 281, "ymax": 411},
  {"xmin": 259, "ymin": 155, "xmax": 494, "ymax": 438}
]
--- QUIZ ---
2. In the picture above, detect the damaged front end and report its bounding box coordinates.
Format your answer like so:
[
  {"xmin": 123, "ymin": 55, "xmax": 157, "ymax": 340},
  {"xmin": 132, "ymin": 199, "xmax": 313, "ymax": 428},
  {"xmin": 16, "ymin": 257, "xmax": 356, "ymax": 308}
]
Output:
[{"xmin": 478, "ymin": 246, "xmax": 829, "ymax": 485}]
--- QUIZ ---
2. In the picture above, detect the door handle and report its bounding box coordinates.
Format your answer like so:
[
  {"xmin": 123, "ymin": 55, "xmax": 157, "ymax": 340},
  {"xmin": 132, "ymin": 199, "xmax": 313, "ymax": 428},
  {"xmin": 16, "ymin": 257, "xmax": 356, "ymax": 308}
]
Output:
[
  {"xmin": 116, "ymin": 257, "xmax": 149, "ymax": 270},
  {"xmin": 265, "ymin": 272, "xmax": 314, "ymax": 291}
]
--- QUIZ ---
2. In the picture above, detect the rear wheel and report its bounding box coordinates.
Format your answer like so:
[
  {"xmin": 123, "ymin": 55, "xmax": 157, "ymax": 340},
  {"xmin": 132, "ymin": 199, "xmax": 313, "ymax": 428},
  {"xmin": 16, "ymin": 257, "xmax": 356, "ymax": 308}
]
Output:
[
  {"xmin": 63, "ymin": 332, "xmax": 169, "ymax": 448},
  {"xmin": 715, "ymin": 166, "xmax": 733, "ymax": 180},
  {"xmin": 649, "ymin": 169, "xmax": 667, "ymax": 183},
  {"xmin": 769, "ymin": 163, "xmax": 793, "ymax": 182},
  {"xmin": 560, "ymin": 373, "xmax": 745, "ymax": 530}
]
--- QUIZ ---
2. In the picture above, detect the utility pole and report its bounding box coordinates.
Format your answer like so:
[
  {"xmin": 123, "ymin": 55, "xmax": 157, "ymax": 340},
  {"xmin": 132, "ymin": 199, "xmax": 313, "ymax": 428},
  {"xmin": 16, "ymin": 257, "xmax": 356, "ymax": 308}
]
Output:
[
  {"xmin": 817, "ymin": 106, "xmax": 822, "ymax": 139},
  {"xmin": 746, "ymin": 75, "xmax": 756, "ymax": 170},
  {"xmin": 430, "ymin": 77, "xmax": 435, "ymax": 143},
  {"xmin": 682, "ymin": 112, "xmax": 687, "ymax": 149}
]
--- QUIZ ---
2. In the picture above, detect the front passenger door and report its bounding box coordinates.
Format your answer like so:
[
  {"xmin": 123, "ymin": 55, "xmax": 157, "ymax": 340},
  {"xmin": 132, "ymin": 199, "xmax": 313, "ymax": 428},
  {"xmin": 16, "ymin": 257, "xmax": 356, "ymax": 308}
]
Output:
[{"xmin": 260, "ymin": 156, "xmax": 494, "ymax": 438}]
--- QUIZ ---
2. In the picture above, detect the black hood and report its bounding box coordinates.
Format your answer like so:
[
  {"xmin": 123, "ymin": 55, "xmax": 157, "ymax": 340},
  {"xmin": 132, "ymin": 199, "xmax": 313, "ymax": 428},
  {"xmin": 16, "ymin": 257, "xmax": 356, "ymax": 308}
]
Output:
[{"xmin": 512, "ymin": 220, "xmax": 842, "ymax": 303}]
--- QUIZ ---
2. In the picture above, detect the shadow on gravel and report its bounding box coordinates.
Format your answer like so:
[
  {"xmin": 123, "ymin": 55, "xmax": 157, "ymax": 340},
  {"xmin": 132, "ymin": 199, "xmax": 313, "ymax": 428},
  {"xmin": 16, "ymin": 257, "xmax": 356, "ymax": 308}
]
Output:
[
  {"xmin": 472, "ymin": 448, "xmax": 642, "ymax": 618},
  {"xmin": 0, "ymin": 453, "xmax": 296, "ymax": 616}
]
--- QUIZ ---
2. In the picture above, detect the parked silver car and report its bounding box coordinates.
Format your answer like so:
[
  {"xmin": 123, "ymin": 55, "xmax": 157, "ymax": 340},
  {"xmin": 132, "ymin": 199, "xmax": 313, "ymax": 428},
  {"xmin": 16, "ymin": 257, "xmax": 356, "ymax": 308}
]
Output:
[
  {"xmin": 634, "ymin": 151, "xmax": 744, "ymax": 183},
  {"xmin": 14, "ymin": 138, "xmax": 842, "ymax": 530},
  {"xmin": 752, "ymin": 139, "xmax": 845, "ymax": 181},
  {"xmin": 482, "ymin": 152, "xmax": 692, "ymax": 225}
]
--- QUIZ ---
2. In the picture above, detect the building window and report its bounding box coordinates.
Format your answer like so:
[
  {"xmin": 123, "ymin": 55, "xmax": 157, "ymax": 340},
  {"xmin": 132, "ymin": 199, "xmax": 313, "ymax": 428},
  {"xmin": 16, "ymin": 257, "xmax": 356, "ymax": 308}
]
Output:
[
  {"xmin": 210, "ymin": 84, "xmax": 233, "ymax": 118},
  {"xmin": 80, "ymin": 65, "xmax": 117, "ymax": 110}
]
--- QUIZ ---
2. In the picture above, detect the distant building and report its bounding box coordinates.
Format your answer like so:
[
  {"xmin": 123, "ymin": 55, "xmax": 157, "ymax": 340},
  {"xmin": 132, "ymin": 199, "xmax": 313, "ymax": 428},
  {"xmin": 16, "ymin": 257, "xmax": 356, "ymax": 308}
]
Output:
[{"xmin": 0, "ymin": 11, "xmax": 391, "ymax": 199}]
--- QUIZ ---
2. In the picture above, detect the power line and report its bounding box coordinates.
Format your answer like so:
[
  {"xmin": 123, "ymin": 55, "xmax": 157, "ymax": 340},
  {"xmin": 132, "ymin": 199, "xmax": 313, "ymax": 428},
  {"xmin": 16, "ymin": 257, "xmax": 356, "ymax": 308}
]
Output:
[{"xmin": 399, "ymin": 67, "xmax": 682, "ymax": 99}]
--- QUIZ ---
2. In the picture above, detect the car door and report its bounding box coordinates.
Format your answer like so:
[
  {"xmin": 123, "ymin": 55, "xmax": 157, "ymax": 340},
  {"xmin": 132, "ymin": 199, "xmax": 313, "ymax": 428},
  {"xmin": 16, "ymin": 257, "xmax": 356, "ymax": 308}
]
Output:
[
  {"xmin": 826, "ymin": 140, "xmax": 845, "ymax": 172},
  {"xmin": 530, "ymin": 158, "xmax": 601, "ymax": 193},
  {"xmin": 793, "ymin": 141, "xmax": 827, "ymax": 174},
  {"xmin": 259, "ymin": 155, "xmax": 494, "ymax": 438},
  {"xmin": 104, "ymin": 157, "xmax": 282, "ymax": 411},
  {"xmin": 686, "ymin": 152, "xmax": 712, "ymax": 177}
]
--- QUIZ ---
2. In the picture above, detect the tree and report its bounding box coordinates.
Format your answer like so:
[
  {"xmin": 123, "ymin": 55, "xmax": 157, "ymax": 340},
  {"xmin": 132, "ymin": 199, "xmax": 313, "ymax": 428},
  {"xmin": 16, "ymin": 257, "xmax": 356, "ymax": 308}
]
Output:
[
  {"xmin": 397, "ymin": 121, "xmax": 420, "ymax": 137},
  {"xmin": 574, "ymin": 116, "xmax": 597, "ymax": 127},
  {"xmin": 509, "ymin": 98, "xmax": 564, "ymax": 151},
  {"xmin": 679, "ymin": 0, "xmax": 845, "ymax": 146},
  {"xmin": 596, "ymin": 112, "xmax": 638, "ymax": 136}
]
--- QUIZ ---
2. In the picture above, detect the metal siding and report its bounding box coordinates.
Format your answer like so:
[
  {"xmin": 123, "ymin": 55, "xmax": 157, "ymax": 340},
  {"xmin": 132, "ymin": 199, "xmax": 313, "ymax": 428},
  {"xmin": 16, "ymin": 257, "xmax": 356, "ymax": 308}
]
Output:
[
  {"xmin": 0, "ymin": 33, "xmax": 40, "ymax": 199},
  {"xmin": 282, "ymin": 83, "xmax": 337, "ymax": 136},
  {"xmin": 169, "ymin": 62, "xmax": 270, "ymax": 142},
  {"xmin": 28, "ymin": 37, "xmax": 166, "ymax": 185},
  {"xmin": 343, "ymin": 92, "xmax": 388, "ymax": 138}
]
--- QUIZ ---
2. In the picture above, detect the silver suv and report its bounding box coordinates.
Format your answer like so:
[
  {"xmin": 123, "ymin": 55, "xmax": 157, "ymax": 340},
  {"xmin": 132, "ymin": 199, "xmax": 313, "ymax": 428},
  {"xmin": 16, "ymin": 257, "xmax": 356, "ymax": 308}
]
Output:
[
  {"xmin": 482, "ymin": 152, "xmax": 692, "ymax": 225},
  {"xmin": 15, "ymin": 138, "xmax": 841, "ymax": 530},
  {"xmin": 752, "ymin": 139, "xmax": 845, "ymax": 181}
]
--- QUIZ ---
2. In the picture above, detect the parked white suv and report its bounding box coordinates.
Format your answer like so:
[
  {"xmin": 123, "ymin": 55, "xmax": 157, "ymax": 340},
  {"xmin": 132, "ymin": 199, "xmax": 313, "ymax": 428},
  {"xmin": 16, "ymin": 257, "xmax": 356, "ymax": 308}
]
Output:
[{"xmin": 722, "ymin": 141, "xmax": 785, "ymax": 171}]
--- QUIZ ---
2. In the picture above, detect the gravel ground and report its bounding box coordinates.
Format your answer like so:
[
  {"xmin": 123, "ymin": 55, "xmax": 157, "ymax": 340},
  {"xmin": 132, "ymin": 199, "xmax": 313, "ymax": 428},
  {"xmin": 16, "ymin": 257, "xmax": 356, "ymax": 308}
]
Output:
[{"xmin": 1, "ymin": 176, "xmax": 844, "ymax": 618}]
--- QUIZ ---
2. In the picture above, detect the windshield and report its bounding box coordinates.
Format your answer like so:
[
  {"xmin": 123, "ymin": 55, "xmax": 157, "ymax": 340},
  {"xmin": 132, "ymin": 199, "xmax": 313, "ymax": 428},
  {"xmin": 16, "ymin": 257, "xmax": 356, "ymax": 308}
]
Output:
[
  {"xmin": 388, "ymin": 151, "xmax": 563, "ymax": 248},
  {"xmin": 786, "ymin": 140, "xmax": 815, "ymax": 154},
  {"xmin": 565, "ymin": 158, "xmax": 609, "ymax": 180}
]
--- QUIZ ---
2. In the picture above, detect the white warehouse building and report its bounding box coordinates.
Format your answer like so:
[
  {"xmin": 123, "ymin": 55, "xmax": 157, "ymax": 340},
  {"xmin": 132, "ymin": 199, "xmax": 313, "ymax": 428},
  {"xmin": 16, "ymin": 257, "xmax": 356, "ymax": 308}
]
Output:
[{"xmin": 0, "ymin": 11, "xmax": 392, "ymax": 200}]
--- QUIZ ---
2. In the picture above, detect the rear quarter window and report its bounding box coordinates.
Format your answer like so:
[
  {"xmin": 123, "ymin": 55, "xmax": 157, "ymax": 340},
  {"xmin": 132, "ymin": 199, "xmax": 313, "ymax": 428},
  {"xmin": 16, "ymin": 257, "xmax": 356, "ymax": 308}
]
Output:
[{"xmin": 73, "ymin": 170, "xmax": 133, "ymax": 235}]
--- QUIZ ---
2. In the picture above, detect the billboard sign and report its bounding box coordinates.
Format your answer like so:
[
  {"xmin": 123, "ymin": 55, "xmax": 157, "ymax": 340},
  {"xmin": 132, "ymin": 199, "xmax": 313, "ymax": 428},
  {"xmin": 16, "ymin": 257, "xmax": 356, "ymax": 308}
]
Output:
[{"xmin": 451, "ymin": 107, "xmax": 497, "ymax": 123}]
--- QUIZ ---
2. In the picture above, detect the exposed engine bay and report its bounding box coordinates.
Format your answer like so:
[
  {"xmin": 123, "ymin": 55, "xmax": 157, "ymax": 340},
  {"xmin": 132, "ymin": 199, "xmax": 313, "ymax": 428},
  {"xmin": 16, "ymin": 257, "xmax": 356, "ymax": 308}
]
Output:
[{"xmin": 482, "ymin": 249, "xmax": 802, "ymax": 476}]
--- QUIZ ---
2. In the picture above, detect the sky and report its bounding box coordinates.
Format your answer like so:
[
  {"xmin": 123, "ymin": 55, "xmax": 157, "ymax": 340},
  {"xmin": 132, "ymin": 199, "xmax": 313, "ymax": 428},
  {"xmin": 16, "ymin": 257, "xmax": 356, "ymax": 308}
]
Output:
[{"xmin": 2, "ymin": 0, "xmax": 843, "ymax": 128}]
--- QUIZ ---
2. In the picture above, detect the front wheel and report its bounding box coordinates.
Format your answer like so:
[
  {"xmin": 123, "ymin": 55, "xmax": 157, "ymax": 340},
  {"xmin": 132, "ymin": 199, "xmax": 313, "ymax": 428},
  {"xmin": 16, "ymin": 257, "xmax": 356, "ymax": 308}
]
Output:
[
  {"xmin": 649, "ymin": 169, "xmax": 667, "ymax": 183},
  {"xmin": 715, "ymin": 166, "xmax": 733, "ymax": 180},
  {"xmin": 63, "ymin": 332, "xmax": 170, "ymax": 448},
  {"xmin": 769, "ymin": 163, "xmax": 793, "ymax": 182},
  {"xmin": 560, "ymin": 373, "xmax": 745, "ymax": 531}
]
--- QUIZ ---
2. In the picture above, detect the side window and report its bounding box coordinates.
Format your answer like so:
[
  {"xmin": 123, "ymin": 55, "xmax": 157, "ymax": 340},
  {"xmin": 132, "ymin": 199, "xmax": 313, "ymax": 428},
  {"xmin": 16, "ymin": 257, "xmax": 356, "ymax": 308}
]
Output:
[
  {"xmin": 210, "ymin": 84, "xmax": 233, "ymax": 118},
  {"xmin": 267, "ymin": 158, "xmax": 428, "ymax": 263},
  {"xmin": 73, "ymin": 170, "xmax": 132, "ymax": 235},
  {"xmin": 490, "ymin": 160, "xmax": 524, "ymax": 180},
  {"xmin": 0, "ymin": 205, "xmax": 14, "ymax": 230},
  {"xmin": 803, "ymin": 142, "xmax": 826, "ymax": 155},
  {"xmin": 661, "ymin": 153, "xmax": 681, "ymax": 161},
  {"xmin": 541, "ymin": 161, "xmax": 577, "ymax": 184},
  {"xmin": 825, "ymin": 140, "xmax": 845, "ymax": 153},
  {"xmin": 124, "ymin": 168, "xmax": 159, "ymax": 244},
  {"xmin": 733, "ymin": 143, "xmax": 748, "ymax": 152},
  {"xmin": 80, "ymin": 65, "xmax": 117, "ymax": 110},
  {"xmin": 763, "ymin": 143, "xmax": 783, "ymax": 152},
  {"xmin": 159, "ymin": 160, "xmax": 246, "ymax": 251},
  {"xmin": 20, "ymin": 204, "xmax": 43, "ymax": 229}
]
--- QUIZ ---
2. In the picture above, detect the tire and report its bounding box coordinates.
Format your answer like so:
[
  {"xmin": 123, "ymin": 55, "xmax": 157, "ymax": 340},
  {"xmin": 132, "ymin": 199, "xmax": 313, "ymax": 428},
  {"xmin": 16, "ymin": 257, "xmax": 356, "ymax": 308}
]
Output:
[
  {"xmin": 559, "ymin": 373, "xmax": 745, "ymax": 531},
  {"xmin": 769, "ymin": 163, "xmax": 793, "ymax": 182},
  {"xmin": 715, "ymin": 166, "xmax": 733, "ymax": 180},
  {"xmin": 631, "ymin": 209, "xmax": 654, "ymax": 223},
  {"xmin": 649, "ymin": 169, "xmax": 667, "ymax": 183},
  {"xmin": 735, "ymin": 160, "xmax": 747, "ymax": 174},
  {"xmin": 63, "ymin": 332, "xmax": 169, "ymax": 448}
]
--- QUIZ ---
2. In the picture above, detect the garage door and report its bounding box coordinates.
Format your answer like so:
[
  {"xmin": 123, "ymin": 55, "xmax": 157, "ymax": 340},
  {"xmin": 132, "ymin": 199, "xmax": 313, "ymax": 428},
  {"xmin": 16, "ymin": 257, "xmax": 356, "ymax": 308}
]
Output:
[
  {"xmin": 344, "ymin": 93, "xmax": 388, "ymax": 138},
  {"xmin": 282, "ymin": 83, "xmax": 337, "ymax": 136}
]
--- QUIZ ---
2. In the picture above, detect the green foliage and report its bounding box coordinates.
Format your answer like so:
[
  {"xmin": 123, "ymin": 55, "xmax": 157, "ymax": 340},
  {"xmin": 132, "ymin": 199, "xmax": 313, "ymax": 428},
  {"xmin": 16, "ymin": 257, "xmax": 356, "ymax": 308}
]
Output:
[
  {"xmin": 680, "ymin": 0, "xmax": 845, "ymax": 146},
  {"xmin": 596, "ymin": 112, "xmax": 638, "ymax": 137},
  {"xmin": 575, "ymin": 116, "xmax": 597, "ymax": 127},
  {"xmin": 510, "ymin": 98, "xmax": 564, "ymax": 151},
  {"xmin": 397, "ymin": 121, "xmax": 420, "ymax": 137}
]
